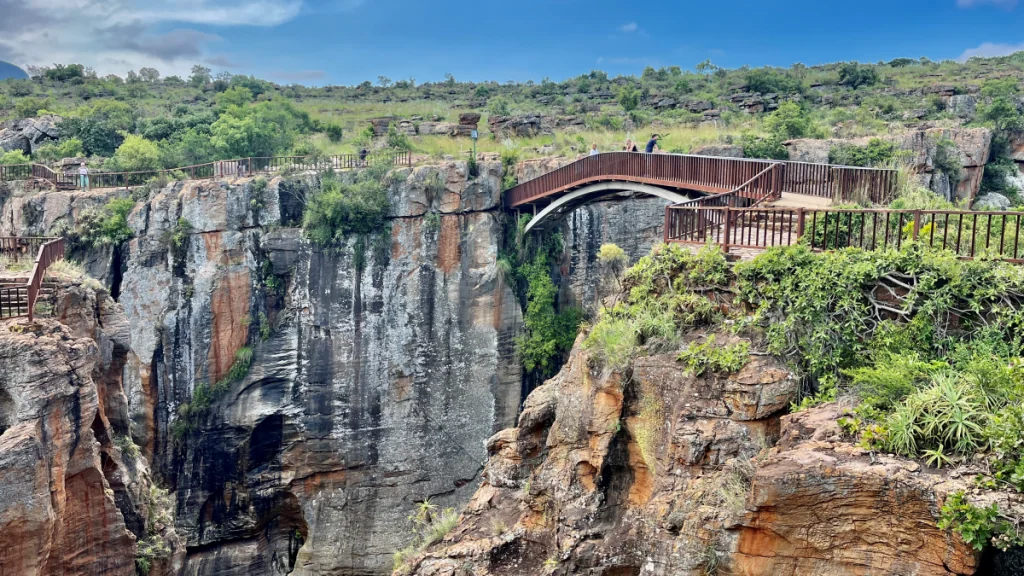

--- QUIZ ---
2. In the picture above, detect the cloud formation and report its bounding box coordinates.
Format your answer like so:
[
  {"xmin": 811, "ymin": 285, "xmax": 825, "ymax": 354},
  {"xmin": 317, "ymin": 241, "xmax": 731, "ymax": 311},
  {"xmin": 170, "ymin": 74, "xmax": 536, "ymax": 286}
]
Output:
[
  {"xmin": 956, "ymin": 0, "xmax": 1017, "ymax": 8},
  {"xmin": 0, "ymin": 0, "xmax": 310, "ymax": 76},
  {"xmin": 620, "ymin": 22, "xmax": 639, "ymax": 33},
  {"xmin": 958, "ymin": 41, "xmax": 1024, "ymax": 60}
]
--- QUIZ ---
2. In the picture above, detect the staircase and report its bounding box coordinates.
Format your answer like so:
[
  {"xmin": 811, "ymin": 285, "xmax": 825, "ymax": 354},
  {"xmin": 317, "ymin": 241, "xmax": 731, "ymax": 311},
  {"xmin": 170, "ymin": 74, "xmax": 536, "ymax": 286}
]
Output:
[{"xmin": 0, "ymin": 278, "xmax": 60, "ymax": 319}]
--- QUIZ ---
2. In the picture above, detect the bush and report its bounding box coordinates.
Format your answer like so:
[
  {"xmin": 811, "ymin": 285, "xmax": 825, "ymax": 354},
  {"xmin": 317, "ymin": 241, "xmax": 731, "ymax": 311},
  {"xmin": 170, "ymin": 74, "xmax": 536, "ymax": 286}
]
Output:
[
  {"xmin": 488, "ymin": 96, "xmax": 511, "ymax": 117},
  {"xmin": 838, "ymin": 63, "xmax": 880, "ymax": 89},
  {"xmin": 109, "ymin": 134, "xmax": 162, "ymax": 173},
  {"xmin": 516, "ymin": 251, "xmax": 582, "ymax": 374},
  {"xmin": 303, "ymin": 171, "xmax": 391, "ymax": 247},
  {"xmin": 0, "ymin": 150, "xmax": 29, "ymax": 165},
  {"xmin": 829, "ymin": 138, "xmax": 901, "ymax": 167},
  {"xmin": 597, "ymin": 243, "xmax": 627, "ymax": 265},
  {"xmin": 14, "ymin": 96, "xmax": 51, "ymax": 118},
  {"xmin": 33, "ymin": 138, "xmax": 84, "ymax": 162},
  {"xmin": 67, "ymin": 197, "xmax": 136, "ymax": 249},
  {"xmin": 676, "ymin": 335, "xmax": 750, "ymax": 376},
  {"xmin": 617, "ymin": 86, "xmax": 640, "ymax": 112},
  {"xmin": 325, "ymin": 123, "xmax": 344, "ymax": 143},
  {"xmin": 386, "ymin": 123, "xmax": 413, "ymax": 152},
  {"xmin": 741, "ymin": 134, "xmax": 788, "ymax": 160}
]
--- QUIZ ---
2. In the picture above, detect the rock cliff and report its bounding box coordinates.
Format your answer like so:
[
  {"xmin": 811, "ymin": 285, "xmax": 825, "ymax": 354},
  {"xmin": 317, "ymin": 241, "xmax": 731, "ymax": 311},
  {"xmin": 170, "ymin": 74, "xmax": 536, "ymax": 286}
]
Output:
[
  {"xmin": 0, "ymin": 158, "xmax": 668, "ymax": 574},
  {"xmin": 401, "ymin": 330, "xmax": 983, "ymax": 576},
  {"xmin": 0, "ymin": 286, "xmax": 183, "ymax": 576}
]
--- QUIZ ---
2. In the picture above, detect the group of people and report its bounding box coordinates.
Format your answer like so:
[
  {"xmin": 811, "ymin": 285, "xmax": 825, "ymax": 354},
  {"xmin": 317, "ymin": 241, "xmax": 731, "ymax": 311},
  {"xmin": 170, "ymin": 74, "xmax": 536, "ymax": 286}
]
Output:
[{"xmin": 587, "ymin": 133, "xmax": 662, "ymax": 157}]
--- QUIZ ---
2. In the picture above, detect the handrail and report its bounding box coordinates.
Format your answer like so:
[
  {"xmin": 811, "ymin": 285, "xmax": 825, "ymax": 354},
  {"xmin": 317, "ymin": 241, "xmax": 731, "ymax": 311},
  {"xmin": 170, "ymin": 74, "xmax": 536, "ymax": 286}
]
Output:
[
  {"xmin": 664, "ymin": 205, "xmax": 1024, "ymax": 264},
  {"xmin": 0, "ymin": 237, "xmax": 64, "ymax": 321},
  {"xmin": 0, "ymin": 151, "xmax": 413, "ymax": 189}
]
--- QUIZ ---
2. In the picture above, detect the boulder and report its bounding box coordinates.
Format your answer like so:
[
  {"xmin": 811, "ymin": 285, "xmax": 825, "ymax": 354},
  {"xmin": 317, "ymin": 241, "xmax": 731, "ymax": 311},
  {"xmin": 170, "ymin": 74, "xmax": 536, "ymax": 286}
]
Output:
[
  {"xmin": 417, "ymin": 122, "xmax": 457, "ymax": 136},
  {"xmin": 0, "ymin": 115, "xmax": 61, "ymax": 154},
  {"xmin": 691, "ymin": 144, "xmax": 745, "ymax": 158},
  {"xmin": 973, "ymin": 192, "xmax": 1012, "ymax": 211},
  {"xmin": 458, "ymin": 112, "xmax": 481, "ymax": 127},
  {"xmin": 367, "ymin": 116, "xmax": 396, "ymax": 136},
  {"xmin": 783, "ymin": 139, "xmax": 832, "ymax": 164},
  {"xmin": 949, "ymin": 94, "xmax": 977, "ymax": 120}
]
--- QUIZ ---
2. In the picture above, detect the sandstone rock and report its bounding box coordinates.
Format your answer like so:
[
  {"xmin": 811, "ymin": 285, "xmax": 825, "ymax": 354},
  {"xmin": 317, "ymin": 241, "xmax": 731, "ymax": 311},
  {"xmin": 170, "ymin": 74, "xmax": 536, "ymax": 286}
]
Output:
[
  {"xmin": 783, "ymin": 138, "xmax": 832, "ymax": 164},
  {"xmin": 368, "ymin": 116, "xmax": 397, "ymax": 136},
  {"xmin": 0, "ymin": 115, "xmax": 61, "ymax": 154},
  {"xmin": 691, "ymin": 144, "xmax": 744, "ymax": 158},
  {"xmin": 458, "ymin": 112, "xmax": 481, "ymax": 126},
  {"xmin": 417, "ymin": 122, "xmax": 457, "ymax": 136},
  {"xmin": 973, "ymin": 192, "xmax": 1012, "ymax": 211},
  {"xmin": 949, "ymin": 94, "xmax": 977, "ymax": 119}
]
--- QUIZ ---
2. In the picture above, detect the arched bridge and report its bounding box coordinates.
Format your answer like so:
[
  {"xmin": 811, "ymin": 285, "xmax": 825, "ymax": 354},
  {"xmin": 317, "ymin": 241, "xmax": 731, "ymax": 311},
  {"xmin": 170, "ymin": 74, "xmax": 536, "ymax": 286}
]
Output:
[{"xmin": 504, "ymin": 152, "xmax": 899, "ymax": 232}]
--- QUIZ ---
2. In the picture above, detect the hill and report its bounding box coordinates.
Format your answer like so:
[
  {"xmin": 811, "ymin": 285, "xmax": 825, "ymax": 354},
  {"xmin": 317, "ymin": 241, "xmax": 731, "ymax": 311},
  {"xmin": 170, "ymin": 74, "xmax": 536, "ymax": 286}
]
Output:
[
  {"xmin": 1, "ymin": 55, "xmax": 1024, "ymax": 203},
  {"xmin": 0, "ymin": 61, "xmax": 27, "ymax": 81}
]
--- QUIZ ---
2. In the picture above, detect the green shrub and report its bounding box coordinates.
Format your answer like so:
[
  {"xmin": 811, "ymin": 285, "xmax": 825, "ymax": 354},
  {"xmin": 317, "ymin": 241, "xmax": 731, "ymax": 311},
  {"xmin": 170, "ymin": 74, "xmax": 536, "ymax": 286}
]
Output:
[
  {"xmin": 0, "ymin": 150, "xmax": 29, "ymax": 165},
  {"xmin": 676, "ymin": 335, "xmax": 750, "ymax": 376},
  {"xmin": 303, "ymin": 172, "xmax": 391, "ymax": 247},
  {"xmin": 67, "ymin": 197, "xmax": 136, "ymax": 250},
  {"xmin": 939, "ymin": 492, "xmax": 1023, "ymax": 551},
  {"xmin": 617, "ymin": 86, "xmax": 640, "ymax": 112},
  {"xmin": 386, "ymin": 123, "xmax": 413, "ymax": 152},
  {"xmin": 325, "ymin": 123, "xmax": 344, "ymax": 143},
  {"xmin": 838, "ymin": 63, "xmax": 880, "ymax": 88},
  {"xmin": 741, "ymin": 134, "xmax": 788, "ymax": 160},
  {"xmin": 828, "ymin": 138, "xmax": 901, "ymax": 167},
  {"xmin": 583, "ymin": 317, "xmax": 637, "ymax": 371},
  {"xmin": 597, "ymin": 243, "xmax": 627, "ymax": 265},
  {"xmin": 516, "ymin": 251, "xmax": 582, "ymax": 374}
]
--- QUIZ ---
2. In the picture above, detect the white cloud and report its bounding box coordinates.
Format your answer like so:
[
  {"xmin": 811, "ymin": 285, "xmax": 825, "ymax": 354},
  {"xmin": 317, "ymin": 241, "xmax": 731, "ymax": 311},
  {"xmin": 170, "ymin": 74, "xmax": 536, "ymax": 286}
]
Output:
[
  {"xmin": 958, "ymin": 41, "xmax": 1024, "ymax": 61},
  {"xmin": 620, "ymin": 22, "xmax": 638, "ymax": 33},
  {"xmin": 957, "ymin": 0, "xmax": 1017, "ymax": 8},
  {"xmin": 0, "ymin": 0, "xmax": 309, "ymax": 76}
]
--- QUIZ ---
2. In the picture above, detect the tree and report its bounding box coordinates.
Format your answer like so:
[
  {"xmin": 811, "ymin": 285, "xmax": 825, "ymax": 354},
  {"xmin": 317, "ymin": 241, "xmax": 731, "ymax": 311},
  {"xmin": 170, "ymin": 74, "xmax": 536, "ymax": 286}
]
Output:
[
  {"xmin": 617, "ymin": 86, "xmax": 640, "ymax": 112},
  {"xmin": 43, "ymin": 64, "xmax": 85, "ymax": 82},
  {"xmin": 210, "ymin": 101, "xmax": 299, "ymax": 158},
  {"xmin": 126, "ymin": 70, "xmax": 141, "ymax": 84},
  {"xmin": 59, "ymin": 100, "xmax": 137, "ymax": 156},
  {"xmin": 109, "ymin": 134, "xmax": 161, "ymax": 173},
  {"xmin": 696, "ymin": 59, "xmax": 720, "ymax": 76},
  {"xmin": 765, "ymin": 102, "xmax": 812, "ymax": 140},
  {"xmin": 377, "ymin": 75, "xmax": 392, "ymax": 88},
  {"xmin": 189, "ymin": 65, "xmax": 211, "ymax": 87},
  {"xmin": 0, "ymin": 150, "xmax": 30, "ymax": 165},
  {"xmin": 138, "ymin": 67, "xmax": 160, "ymax": 83},
  {"xmin": 215, "ymin": 86, "xmax": 254, "ymax": 110},
  {"xmin": 838, "ymin": 63, "xmax": 880, "ymax": 89},
  {"xmin": 444, "ymin": 73, "xmax": 456, "ymax": 86}
]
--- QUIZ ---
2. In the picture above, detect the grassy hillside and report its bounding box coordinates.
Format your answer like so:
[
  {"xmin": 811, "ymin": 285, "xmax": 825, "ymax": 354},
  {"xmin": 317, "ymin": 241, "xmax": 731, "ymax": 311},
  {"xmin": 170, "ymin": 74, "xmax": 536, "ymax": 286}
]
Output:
[{"xmin": 1, "ymin": 56, "xmax": 1023, "ymax": 175}]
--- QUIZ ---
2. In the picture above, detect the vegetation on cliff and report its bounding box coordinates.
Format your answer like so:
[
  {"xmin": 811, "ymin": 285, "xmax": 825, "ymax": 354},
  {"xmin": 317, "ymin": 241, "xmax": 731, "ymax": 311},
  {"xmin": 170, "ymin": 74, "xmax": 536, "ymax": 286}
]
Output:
[{"xmin": 578, "ymin": 238, "xmax": 1024, "ymax": 556}]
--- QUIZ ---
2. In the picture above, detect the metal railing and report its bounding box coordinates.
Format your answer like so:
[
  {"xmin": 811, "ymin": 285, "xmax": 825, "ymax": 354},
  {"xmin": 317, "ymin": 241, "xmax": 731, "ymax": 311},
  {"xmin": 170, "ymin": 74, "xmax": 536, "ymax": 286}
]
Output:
[
  {"xmin": 665, "ymin": 206, "xmax": 1024, "ymax": 263},
  {"xmin": 504, "ymin": 152, "xmax": 899, "ymax": 209},
  {"xmin": 0, "ymin": 237, "xmax": 65, "ymax": 320},
  {"xmin": 0, "ymin": 152, "xmax": 413, "ymax": 190}
]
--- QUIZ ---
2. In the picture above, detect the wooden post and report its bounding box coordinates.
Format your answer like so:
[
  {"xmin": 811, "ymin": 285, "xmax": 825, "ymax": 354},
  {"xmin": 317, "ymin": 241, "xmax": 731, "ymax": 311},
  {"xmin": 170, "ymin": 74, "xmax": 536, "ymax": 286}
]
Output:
[
  {"xmin": 663, "ymin": 208, "xmax": 670, "ymax": 243},
  {"xmin": 797, "ymin": 207, "xmax": 806, "ymax": 241},
  {"xmin": 912, "ymin": 210, "xmax": 922, "ymax": 240},
  {"xmin": 722, "ymin": 206, "xmax": 731, "ymax": 254}
]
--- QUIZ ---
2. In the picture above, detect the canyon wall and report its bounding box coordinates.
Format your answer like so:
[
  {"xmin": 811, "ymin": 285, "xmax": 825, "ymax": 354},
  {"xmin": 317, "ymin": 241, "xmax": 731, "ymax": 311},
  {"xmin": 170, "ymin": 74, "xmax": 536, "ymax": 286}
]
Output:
[{"xmin": 0, "ymin": 159, "xmax": 666, "ymax": 574}]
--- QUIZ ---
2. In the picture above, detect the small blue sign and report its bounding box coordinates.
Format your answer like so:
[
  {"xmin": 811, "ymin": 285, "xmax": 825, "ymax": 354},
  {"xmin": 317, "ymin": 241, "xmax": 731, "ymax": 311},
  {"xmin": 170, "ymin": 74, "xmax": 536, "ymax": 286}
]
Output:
[{"xmin": 471, "ymin": 130, "xmax": 479, "ymax": 140}]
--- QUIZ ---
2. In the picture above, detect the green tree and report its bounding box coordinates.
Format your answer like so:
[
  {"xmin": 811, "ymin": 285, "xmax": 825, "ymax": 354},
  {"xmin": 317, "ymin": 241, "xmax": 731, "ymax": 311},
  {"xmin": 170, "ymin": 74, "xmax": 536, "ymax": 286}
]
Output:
[
  {"xmin": 215, "ymin": 86, "xmax": 254, "ymax": 111},
  {"xmin": 0, "ymin": 150, "xmax": 30, "ymax": 165},
  {"xmin": 838, "ymin": 63, "xmax": 880, "ymax": 88},
  {"xmin": 189, "ymin": 65, "xmax": 211, "ymax": 87},
  {"xmin": 617, "ymin": 86, "xmax": 640, "ymax": 112},
  {"xmin": 109, "ymin": 134, "xmax": 161, "ymax": 173},
  {"xmin": 210, "ymin": 101, "xmax": 299, "ymax": 158},
  {"xmin": 59, "ymin": 100, "xmax": 137, "ymax": 156},
  {"xmin": 764, "ymin": 101, "xmax": 812, "ymax": 140}
]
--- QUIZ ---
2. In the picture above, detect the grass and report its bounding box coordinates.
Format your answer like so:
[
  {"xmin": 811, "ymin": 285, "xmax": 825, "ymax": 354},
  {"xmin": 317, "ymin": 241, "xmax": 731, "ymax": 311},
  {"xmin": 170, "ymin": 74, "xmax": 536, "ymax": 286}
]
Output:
[{"xmin": 47, "ymin": 258, "xmax": 104, "ymax": 291}]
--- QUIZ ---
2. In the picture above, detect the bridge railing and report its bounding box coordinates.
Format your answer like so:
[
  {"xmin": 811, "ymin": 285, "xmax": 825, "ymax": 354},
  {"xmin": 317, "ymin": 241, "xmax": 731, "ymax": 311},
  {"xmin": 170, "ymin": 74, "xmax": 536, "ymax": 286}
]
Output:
[
  {"xmin": 783, "ymin": 162, "xmax": 899, "ymax": 204},
  {"xmin": 504, "ymin": 152, "xmax": 780, "ymax": 207},
  {"xmin": 0, "ymin": 237, "xmax": 64, "ymax": 321},
  {"xmin": 665, "ymin": 206, "xmax": 1024, "ymax": 262},
  {"xmin": 0, "ymin": 152, "xmax": 413, "ymax": 189}
]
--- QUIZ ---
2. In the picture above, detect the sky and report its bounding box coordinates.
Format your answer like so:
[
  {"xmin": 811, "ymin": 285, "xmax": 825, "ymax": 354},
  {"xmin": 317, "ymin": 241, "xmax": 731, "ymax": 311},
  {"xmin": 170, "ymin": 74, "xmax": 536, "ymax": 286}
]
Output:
[{"xmin": 1, "ymin": 0, "xmax": 1023, "ymax": 85}]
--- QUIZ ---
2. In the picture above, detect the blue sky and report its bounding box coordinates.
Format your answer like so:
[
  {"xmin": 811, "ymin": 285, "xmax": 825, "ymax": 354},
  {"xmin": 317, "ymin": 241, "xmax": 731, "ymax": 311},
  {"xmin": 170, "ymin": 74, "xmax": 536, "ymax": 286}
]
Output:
[{"xmin": 2, "ymin": 0, "xmax": 1023, "ymax": 84}]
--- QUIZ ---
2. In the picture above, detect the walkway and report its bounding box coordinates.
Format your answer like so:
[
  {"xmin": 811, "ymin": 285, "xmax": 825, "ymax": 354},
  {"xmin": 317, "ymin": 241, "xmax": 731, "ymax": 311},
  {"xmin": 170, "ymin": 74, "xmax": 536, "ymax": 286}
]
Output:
[
  {"xmin": 504, "ymin": 152, "xmax": 898, "ymax": 231},
  {"xmin": 0, "ymin": 152, "xmax": 413, "ymax": 191}
]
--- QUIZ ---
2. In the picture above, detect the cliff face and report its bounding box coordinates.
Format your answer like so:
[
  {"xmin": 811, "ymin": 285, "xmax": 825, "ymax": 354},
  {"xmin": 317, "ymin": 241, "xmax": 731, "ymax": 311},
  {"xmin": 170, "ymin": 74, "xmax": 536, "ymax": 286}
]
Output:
[
  {"xmin": 0, "ymin": 159, "xmax": 669, "ymax": 575},
  {"xmin": 403, "ymin": 331, "xmax": 981, "ymax": 576},
  {"xmin": 0, "ymin": 287, "xmax": 182, "ymax": 576}
]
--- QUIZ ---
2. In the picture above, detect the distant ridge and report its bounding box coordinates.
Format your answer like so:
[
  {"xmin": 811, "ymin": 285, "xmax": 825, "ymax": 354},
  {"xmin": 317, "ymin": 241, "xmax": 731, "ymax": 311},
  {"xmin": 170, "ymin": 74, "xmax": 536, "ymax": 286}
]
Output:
[{"xmin": 0, "ymin": 61, "xmax": 28, "ymax": 81}]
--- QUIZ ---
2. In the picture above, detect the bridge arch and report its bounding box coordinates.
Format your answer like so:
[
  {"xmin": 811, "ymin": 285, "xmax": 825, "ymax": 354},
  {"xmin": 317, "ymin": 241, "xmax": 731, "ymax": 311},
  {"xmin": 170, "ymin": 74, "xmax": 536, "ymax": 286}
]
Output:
[{"xmin": 521, "ymin": 182, "xmax": 696, "ymax": 233}]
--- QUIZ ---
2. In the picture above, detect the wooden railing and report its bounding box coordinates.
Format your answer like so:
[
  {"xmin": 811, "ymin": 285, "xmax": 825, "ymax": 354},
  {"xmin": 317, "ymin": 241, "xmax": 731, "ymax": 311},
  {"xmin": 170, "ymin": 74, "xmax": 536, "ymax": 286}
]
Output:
[
  {"xmin": 665, "ymin": 206, "xmax": 1024, "ymax": 263},
  {"xmin": 0, "ymin": 151, "xmax": 413, "ymax": 190},
  {"xmin": 504, "ymin": 152, "xmax": 899, "ymax": 209},
  {"xmin": 0, "ymin": 237, "xmax": 64, "ymax": 320},
  {"xmin": 504, "ymin": 153, "xmax": 780, "ymax": 208}
]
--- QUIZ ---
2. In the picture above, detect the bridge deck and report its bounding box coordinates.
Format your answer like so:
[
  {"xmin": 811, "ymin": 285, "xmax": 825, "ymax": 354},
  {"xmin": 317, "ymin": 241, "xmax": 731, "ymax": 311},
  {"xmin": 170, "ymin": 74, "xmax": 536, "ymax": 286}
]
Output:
[{"xmin": 504, "ymin": 152, "xmax": 898, "ymax": 210}]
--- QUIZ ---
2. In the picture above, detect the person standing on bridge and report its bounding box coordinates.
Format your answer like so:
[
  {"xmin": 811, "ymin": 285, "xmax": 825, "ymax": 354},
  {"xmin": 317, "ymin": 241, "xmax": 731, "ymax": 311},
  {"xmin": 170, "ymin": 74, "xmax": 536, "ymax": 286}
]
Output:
[
  {"xmin": 78, "ymin": 162, "xmax": 89, "ymax": 189},
  {"xmin": 590, "ymin": 144, "xmax": 599, "ymax": 157},
  {"xmin": 624, "ymin": 138, "xmax": 638, "ymax": 152},
  {"xmin": 645, "ymin": 134, "xmax": 660, "ymax": 154}
]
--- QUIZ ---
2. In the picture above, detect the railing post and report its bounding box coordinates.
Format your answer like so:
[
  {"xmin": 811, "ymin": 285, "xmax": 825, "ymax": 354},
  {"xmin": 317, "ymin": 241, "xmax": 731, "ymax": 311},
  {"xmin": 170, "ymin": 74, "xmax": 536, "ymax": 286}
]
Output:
[
  {"xmin": 912, "ymin": 210, "xmax": 922, "ymax": 240},
  {"xmin": 722, "ymin": 206, "xmax": 731, "ymax": 254},
  {"xmin": 797, "ymin": 208, "xmax": 806, "ymax": 240}
]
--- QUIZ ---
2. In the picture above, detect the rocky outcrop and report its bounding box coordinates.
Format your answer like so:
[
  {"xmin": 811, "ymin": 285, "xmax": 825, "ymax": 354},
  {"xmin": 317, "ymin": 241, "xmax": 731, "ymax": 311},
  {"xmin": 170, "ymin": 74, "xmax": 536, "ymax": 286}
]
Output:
[
  {"xmin": 691, "ymin": 144, "xmax": 744, "ymax": 158},
  {"xmin": 0, "ymin": 156, "xmax": 687, "ymax": 574},
  {"xmin": 402, "ymin": 331, "xmax": 982, "ymax": 576},
  {"xmin": 0, "ymin": 115, "xmax": 61, "ymax": 154},
  {"xmin": 784, "ymin": 127, "xmax": 993, "ymax": 201},
  {"xmin": 0, "ymin": 287, "xmax": 183, "ymax": 576}
]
